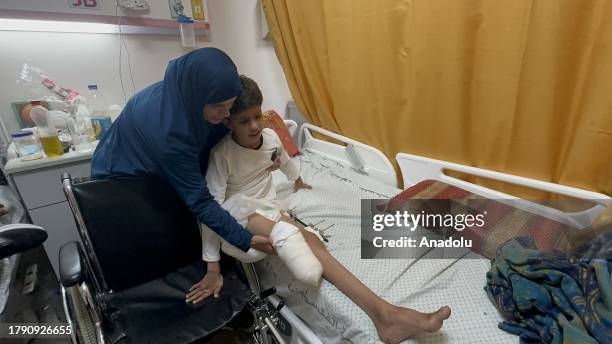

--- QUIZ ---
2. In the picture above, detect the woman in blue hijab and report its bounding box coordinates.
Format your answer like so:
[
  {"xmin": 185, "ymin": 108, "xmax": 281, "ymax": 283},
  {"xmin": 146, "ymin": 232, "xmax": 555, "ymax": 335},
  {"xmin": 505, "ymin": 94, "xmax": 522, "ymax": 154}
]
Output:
[{"xmin": 92, "ymin": 48, "xmax": 271, "ymax": 254}]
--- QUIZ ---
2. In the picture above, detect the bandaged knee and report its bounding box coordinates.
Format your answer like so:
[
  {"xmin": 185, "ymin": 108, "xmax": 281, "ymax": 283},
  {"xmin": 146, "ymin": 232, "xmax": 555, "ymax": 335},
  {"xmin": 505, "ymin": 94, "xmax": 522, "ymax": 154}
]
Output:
[{"xmin": 271, "ymin": 221, "xmax": 323, "ymax": 286}]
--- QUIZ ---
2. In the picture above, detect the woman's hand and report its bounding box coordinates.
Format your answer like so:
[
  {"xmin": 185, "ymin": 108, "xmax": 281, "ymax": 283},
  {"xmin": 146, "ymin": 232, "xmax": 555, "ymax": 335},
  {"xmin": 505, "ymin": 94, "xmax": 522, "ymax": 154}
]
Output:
[
  {"xmin": 251, "ymin": 235, "xmax": 275, "ymax": 254},
  {"xmin": 293, "ymin": 177, "xmax": 312, "ymax": 192},
  {"xmin": 186, "ymin": 262, "xmax": 223, "ymax": 303}
]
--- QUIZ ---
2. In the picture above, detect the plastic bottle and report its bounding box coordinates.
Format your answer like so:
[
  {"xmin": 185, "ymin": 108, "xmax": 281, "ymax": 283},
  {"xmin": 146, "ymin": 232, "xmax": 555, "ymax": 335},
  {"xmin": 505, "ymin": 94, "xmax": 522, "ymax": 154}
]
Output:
[
  {"xmin": 86, "ymin": 84, "xmax": 107, "ymax": 117},
  {"xmin": 86, "ymin": 84, "xmax": 112, "ymax": 140},
  {"xmin": 75, "ymin": 105, "xmax": 96, "ymax": 142},
  {"xmin": 178, "ymin": 15, "xmax": 196, "ymax": 47}
]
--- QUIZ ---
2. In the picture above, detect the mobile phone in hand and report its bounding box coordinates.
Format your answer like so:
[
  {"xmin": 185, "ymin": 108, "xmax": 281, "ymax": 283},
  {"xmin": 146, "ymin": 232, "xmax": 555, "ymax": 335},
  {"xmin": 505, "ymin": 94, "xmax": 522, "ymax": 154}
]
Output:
[{"xmin": 270, "ymin": 148, "xmax": 278, "ymax": 161}]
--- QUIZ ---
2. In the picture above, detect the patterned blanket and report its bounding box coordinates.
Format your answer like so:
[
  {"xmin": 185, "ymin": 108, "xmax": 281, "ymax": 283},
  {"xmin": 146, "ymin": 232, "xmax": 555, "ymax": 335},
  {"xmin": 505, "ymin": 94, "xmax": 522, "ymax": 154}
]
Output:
[
  {"xmin": 485, "ymin": 234, "xmax": 612, "ymax": 343},
  {"xmin": 385, "ymin": 180, "xmax": 573, "ymax": 259}
]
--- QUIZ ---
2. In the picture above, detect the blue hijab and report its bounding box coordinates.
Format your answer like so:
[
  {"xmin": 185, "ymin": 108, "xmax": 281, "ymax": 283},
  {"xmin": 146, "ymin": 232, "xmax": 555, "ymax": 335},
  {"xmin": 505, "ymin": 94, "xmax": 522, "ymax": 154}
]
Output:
[{"xmin": 92, "ymin": 48, "xmax": 252, "ymax": 250}]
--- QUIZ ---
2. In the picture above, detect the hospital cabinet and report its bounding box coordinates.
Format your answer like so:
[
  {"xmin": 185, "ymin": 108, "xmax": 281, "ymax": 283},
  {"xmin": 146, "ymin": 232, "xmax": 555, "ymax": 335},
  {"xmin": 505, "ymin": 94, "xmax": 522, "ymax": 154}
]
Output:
[{"xmin": 3, "ymin": 151, "xmax": 92, "ymax": 277}]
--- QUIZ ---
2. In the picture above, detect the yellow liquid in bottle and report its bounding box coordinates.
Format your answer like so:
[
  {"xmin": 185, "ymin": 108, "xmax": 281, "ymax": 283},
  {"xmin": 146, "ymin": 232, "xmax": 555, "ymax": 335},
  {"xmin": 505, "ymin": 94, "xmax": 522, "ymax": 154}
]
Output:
[{"xmin": 39, "ymin": 135, "xmax": 64, "ymax": 157}]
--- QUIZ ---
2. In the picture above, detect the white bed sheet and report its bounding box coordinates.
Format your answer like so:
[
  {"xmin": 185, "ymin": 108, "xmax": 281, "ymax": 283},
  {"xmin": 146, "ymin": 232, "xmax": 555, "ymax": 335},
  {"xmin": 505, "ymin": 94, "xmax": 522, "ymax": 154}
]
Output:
[{"xmin": 260, "ymin": 152, "xmax": 517, "ymax": 343}]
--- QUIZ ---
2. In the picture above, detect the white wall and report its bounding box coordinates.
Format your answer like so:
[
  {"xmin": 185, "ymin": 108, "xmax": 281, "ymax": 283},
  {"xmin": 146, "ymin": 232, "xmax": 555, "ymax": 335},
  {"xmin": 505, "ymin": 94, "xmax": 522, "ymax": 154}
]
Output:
[
  {"xmin": 0, "ymin": 0, "xmax": 292, "ymax": 137},
  {"xmin": 206, "ymin": 0, "xmax": 291, "ymax": 116}
]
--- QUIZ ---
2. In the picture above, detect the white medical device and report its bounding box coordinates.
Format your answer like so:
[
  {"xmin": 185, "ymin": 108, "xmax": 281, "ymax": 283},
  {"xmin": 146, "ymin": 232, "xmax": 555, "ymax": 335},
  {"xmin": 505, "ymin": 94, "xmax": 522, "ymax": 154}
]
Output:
[{"xmin": 118, "ymin": 0, "xmax": 150, "ymax": 11}]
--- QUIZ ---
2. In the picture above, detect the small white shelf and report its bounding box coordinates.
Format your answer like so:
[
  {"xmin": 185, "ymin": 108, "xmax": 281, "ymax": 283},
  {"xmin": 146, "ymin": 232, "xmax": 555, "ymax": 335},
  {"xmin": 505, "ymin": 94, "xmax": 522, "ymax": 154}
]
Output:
[
  {"xmin": 0, "ymin": 8, "xmax": 209, "ymax": 35},
  {"xmin": 4, "ymin": 144, "xmax": 97, "ymax": 175}
]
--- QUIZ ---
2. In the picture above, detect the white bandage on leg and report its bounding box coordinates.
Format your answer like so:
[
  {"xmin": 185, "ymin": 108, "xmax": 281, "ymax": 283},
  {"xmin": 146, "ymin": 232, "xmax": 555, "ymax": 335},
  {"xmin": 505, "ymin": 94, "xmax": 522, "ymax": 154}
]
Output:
[
  {"xmin": 271, "ymin": 221, "xmax": 323, "ymax": 286},
  {"xmin": 255, "ymin": 206, "xmax": 282, "ymax": 223}
]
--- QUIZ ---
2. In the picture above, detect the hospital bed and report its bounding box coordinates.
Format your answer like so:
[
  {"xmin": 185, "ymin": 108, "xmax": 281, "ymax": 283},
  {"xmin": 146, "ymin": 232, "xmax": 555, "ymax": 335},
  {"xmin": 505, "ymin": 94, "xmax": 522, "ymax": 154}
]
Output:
[
  {"xmin": 57, "ymin": 120, "xmax": 609, "ymax": 344},
  {"xmin": 257, "ymin": 123, "xmax": 611, "ymax": 343}
]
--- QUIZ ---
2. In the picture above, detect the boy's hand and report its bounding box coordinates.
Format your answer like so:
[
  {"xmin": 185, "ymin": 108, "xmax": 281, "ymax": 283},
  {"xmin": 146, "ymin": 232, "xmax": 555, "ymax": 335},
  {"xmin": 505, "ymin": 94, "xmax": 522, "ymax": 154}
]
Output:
[
  {"xmin": 186, "ymin": 271, "xmax": 223, "ymax": 304},
  {"xmin": 294, "ymin": 177, "xmax": 312, "ymax": 192},
  {"xmin": 267, "ymin": 155, "xmax": 281, "ymax": 172}
]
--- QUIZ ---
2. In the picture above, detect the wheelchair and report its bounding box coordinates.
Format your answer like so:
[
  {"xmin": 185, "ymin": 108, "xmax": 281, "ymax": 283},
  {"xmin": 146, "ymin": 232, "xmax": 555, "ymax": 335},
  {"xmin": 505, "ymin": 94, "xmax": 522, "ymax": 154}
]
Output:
[{"xmin": 59, "ymin": 174, "xmax": 287, "ymax": 344}]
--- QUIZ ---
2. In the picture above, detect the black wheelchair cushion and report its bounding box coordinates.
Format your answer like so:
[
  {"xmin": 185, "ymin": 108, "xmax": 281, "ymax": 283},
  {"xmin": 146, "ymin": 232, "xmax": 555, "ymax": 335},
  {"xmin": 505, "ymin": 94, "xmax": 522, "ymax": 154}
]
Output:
[
  {"xmin": 103, "ymin": 261, "xmax": 250, "ymax": 344},
  {"xmin": 70, "ymin": 177, "xmax": 202, "ymax": 292}
]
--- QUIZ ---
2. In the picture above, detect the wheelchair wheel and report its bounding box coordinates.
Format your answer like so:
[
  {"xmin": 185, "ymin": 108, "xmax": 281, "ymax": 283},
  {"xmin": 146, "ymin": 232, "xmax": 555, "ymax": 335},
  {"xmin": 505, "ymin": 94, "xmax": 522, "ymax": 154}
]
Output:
[
  {"xmin": 68, "ymin": 287, "xmax": 99, "ymax": 344},
  {"xmin": 253, "ymin": 329, "xmax": 284, "ymax": 344},
  {"xmin": 251, "ymin": 316, "xmax": 287, "ymax": 344}
]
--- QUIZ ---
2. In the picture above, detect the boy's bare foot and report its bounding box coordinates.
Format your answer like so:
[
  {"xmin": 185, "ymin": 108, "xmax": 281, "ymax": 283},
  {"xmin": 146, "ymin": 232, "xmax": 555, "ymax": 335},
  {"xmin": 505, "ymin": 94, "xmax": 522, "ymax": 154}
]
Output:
[{"xmin": 374, "ymin": 305, "xmax": 451, "ymax": 344}]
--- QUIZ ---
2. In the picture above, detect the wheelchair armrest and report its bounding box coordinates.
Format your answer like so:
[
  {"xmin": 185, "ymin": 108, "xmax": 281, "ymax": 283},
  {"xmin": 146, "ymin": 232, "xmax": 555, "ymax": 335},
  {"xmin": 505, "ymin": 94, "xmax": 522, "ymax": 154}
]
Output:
[
  {"xmin": 0, "ymin": 224, "xmax": 47, "ymax": 259},
  {"xmin": 59, "ymin": 241, "xmax": 85, "ymax": 288},
  {"xmin": 0, "ymin": 236, "xmax": 15, "ymax": 253}
]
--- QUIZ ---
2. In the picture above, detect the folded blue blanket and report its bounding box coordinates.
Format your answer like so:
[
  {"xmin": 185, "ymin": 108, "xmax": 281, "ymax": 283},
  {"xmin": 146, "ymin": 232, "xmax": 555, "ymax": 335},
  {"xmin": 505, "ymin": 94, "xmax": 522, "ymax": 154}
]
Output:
[{"xmin": 485, "ymin": 234, "xmax": 612, "ymax": 343}]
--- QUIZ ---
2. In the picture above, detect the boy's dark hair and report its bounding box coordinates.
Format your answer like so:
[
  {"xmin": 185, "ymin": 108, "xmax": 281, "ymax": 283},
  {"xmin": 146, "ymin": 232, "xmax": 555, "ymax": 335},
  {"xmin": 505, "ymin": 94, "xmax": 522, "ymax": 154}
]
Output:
[{"xmin": 230, "ymin": 75, "xmax": 263, "ymax": 114}]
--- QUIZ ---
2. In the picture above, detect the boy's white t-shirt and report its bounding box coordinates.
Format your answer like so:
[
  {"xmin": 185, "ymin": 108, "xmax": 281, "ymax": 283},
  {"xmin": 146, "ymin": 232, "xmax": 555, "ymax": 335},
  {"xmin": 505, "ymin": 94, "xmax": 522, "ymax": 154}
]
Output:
[{"xmin": 202, "ymin": 128, "xmax": 300, "ymax": 261}]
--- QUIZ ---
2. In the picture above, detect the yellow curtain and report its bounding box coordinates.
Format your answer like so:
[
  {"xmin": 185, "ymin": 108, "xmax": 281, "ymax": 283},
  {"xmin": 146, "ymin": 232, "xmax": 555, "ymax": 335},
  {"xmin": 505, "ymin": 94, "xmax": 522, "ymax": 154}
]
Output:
[{"xmin": 262, "ymin": 0, "xmax": 612, "ymax": 197}]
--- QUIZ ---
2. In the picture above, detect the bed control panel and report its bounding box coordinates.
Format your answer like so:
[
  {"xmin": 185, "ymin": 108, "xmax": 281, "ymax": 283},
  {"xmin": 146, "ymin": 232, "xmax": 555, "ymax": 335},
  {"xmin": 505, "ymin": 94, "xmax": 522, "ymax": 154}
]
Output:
[{"xmin": 345, "ymin": 143, "xmax": 366, "ymax": 173}]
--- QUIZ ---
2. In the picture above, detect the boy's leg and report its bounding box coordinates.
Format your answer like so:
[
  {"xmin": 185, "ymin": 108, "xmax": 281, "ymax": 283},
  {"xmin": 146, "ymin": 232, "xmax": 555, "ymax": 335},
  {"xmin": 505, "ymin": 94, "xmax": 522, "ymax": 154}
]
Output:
[
  {"xmin": 246, "ymin": 213, "xmax": 323, "ymax": 286},
  {"xmin": 246, "ymin": 213, "xmax": 451, "ymax": 344},
  {"xmin": 245, "ymin": 213, "xmax": 275, "ymax": 236}
]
